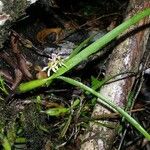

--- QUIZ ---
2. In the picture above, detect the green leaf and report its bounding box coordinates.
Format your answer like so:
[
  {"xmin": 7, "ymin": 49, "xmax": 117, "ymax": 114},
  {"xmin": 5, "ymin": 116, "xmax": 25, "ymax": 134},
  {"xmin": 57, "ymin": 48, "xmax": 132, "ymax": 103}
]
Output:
[
  {"xmin": 68, "ymin": 34, "xmax": 95, "ymax": 59},
  {"xmin": 42, "ymin": 107, "xmax": 69, "ymax": 117},
  {"xmin": 71, "ymin": 99, "xmax": 80, "ymax": 108},
  {"xmin": 0, "ymin": 134, "xmax": 11, "ymax": 150},
  {"xmin": 18, "ymin": 8, "xmax": 150, "ymax": 93},
  {"xmin": 60, "ymin": 115, "xmax": 72, "ymax": 138},
  {"xmin": 57, "ymin": 76, "xmax": 150, "ymax": 141},
  {"xmin": 18, "ymin": 78, "xmax": 50, "ymax": 93},
  {"xmin": 38, "ymin": 125, "xmax": 49, "ymax": 133},
  {"xmin": 3, "ymin": 137, "xmax": 11, "ymax": 150}
]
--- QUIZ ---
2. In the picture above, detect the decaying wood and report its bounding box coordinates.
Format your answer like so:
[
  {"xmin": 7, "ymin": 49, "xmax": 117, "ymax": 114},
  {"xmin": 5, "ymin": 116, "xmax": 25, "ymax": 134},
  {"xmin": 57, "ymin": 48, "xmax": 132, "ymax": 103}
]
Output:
[{"xmin": 81, "ymin": 1, "xmax": 150, "ymax": 150}]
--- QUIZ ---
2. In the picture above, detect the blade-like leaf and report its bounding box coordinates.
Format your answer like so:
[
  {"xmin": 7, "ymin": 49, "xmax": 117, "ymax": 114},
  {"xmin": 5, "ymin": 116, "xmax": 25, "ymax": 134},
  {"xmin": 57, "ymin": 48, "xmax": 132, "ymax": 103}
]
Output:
[
  {"xmin": 18, "ymin": 8, "xmax": 150, "ymax": 93},
  {"xmin": 57, "ymin": 76, "xmax": 150, "ymax": 140}
]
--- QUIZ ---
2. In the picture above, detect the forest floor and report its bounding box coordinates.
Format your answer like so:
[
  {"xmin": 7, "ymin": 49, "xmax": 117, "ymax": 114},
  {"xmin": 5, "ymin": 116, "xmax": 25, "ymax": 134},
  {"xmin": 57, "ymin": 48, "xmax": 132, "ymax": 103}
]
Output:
[{"xmin": 0, "ymin": 0, "xmax": 150, "ymax": 149}]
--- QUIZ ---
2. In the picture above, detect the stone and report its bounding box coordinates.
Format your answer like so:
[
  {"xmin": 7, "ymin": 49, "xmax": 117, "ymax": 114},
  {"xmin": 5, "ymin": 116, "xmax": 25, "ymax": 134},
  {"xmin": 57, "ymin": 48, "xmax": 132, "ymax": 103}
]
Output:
[{"xmin": 0, "ymin": 0, "xmax": 38, "ymax": 48}]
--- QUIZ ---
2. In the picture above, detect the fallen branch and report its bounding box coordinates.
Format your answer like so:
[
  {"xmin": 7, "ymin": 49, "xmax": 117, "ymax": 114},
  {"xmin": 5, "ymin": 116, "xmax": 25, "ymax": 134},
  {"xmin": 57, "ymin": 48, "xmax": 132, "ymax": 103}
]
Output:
[{"xmin": 81, "ymin": 1, "xmax": 150, "ymax": 149}]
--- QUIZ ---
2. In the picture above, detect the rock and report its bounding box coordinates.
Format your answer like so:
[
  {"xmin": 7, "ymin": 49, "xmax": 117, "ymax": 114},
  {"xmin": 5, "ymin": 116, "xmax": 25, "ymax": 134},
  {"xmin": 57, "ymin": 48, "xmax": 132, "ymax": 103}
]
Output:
[
  {"xmin": 0, "ymin": 0, "xmax": 67, "ymax": 48},
  {"xmin": 0, "ymin": 0, "xmax": 50, "ymax": 48}
]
